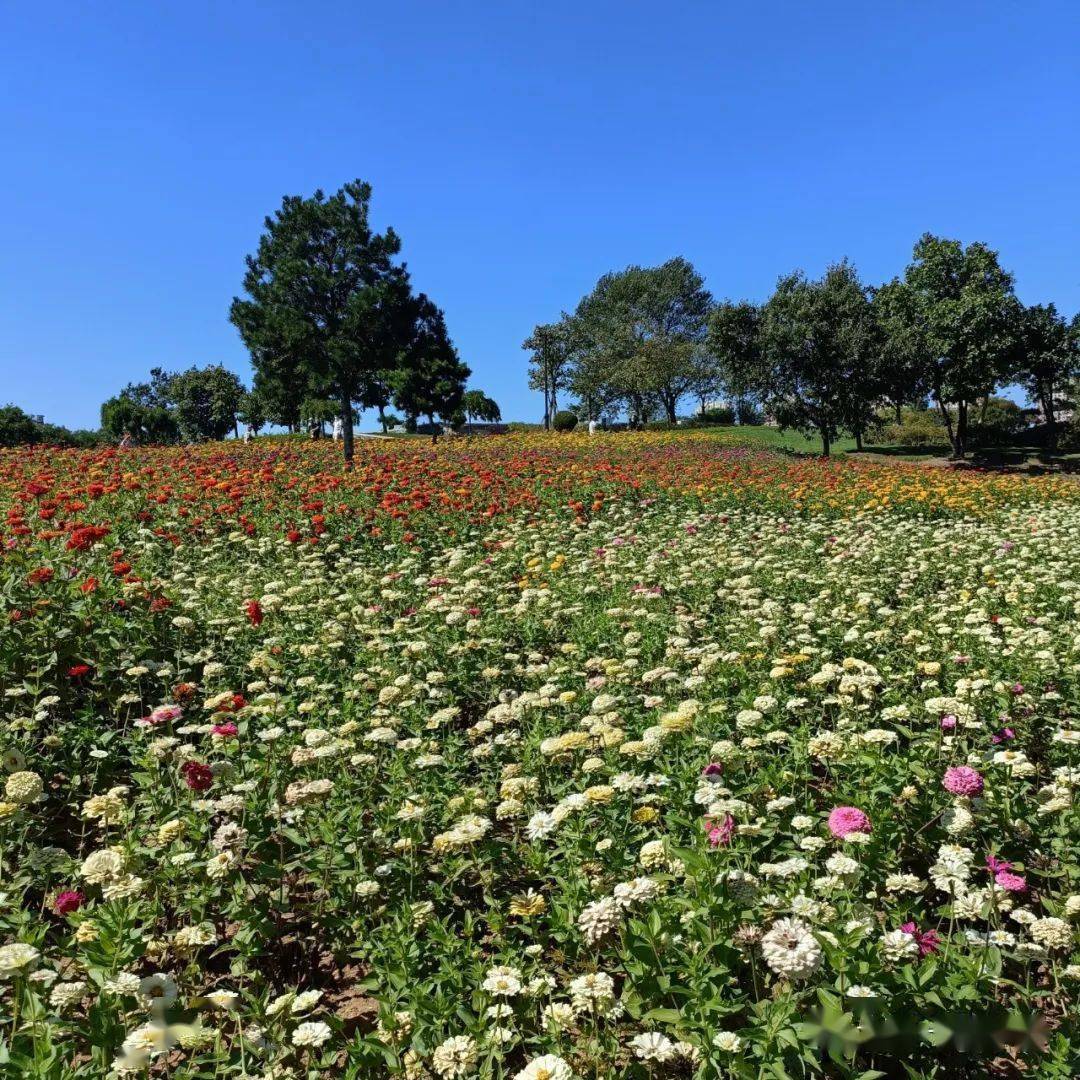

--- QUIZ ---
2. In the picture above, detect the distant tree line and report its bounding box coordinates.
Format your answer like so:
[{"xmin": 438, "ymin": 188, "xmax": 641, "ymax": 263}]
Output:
[
  {"xmin": 0, "ymin": 405, "xmax": 102, "ymax": 449},
  {"xmin": 525, "ymin": 235, "xmax": 1080, "ymax": 457}
]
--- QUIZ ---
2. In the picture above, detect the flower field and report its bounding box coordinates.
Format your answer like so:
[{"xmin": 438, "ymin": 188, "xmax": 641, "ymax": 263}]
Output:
[{"xmin": 2, "ymin": 432, "xmax": 1080, "ymax": 1079}]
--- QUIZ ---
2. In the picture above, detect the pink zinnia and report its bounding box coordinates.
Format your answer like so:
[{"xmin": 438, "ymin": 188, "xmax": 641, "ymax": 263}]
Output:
[
  {"xmin": 150, "ymin": 704, "xmax": 183, "ymax": 724},
  {"xmin": 705, "ymin": 814, "xmax": 735, "ymax": 847},
  {"xmin": 211, "ymin": 722, "xmax": 238, "ymax": 738},
  {"xmin": 994, "ymin": 871, "xmax": 1027, "ymax": 893},
  {"xmin": 54, "ymin": 890, "xmax": 85, "ymax": 915},
  {"xmin": 942, "ymin": 766, "xmax": 983, "ymax": 796},
  {"xmin": 701, "ymin": 762, "xmax": 723, "ymax": 780},
  {"xmin": 827, "ymin": 806, "xmax": 871, "ymax": 839},
  {"xmin": 940, "ymin": 715, "xmax": 957, "ymax": 731}
]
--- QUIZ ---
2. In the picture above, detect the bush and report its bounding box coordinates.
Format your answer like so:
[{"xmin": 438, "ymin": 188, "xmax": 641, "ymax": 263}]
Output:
[
  {"xmin": 695, "ymin": 406, "xmax": 735, "ymax": 426},
  {"xmin": 881, "ymin": 409, "xmax": 948, "ymax": 448},
  {"xmin": 645, "ymin": 420, "xmax": 676, "ymax": 431},
  {"xmin": 552, "ymin": 410, "xmax": 578, "ymax": 432}
]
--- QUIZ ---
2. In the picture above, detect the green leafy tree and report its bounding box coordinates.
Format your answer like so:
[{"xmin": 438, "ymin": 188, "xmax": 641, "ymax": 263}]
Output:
[
  {"xmin": 1017, "ymin": 303, "xmax": 1078, "ymax": 450},
  {"xmin": 571, "ymin": 257, "xmax": 712, "ymax": 423},
  {"xmin": 462, "ymin": 390, "xmax": 502, "ymax": 430},
  {"xmin": 753, "ymin": 262, "xmax": 878, "ymax": 456},
  {"xmin": 250, "ymin": 357, "xmax": 311, "ymax": 432},
  {"xmin": 236, "ymin": 389, "xmax": 269, "ymax": 434},
  {"xmin": 390, "ymin": 293, "xmax": 470, "ymax": 433},
  {"xmin": 0, "ymin": 405, "xmax": 46, "ymax": 446},
  {"xmin": 870, "ymin": 280, "xmax": 931, "ymax": 422},
  {"xmin": 230, "ymin": 180, "xmax": 406, "ymax": 462},
  {"xmin": 889, "ymin": 234, "xmax": 1023, "ymax": 459},
  {"xmin": 166, "ymin": 365, "xmax": 246, "ymax": 441},
  {"xmin": 299, "ymin": 396, "xmax": 339, "ymax": 438},
  {"xmin": 523, "ymin": 319, "xmax": 576, "ymax": 428},
  {"xmin": 100, "ymin": 392, "xmax": 178, "ymax": 444},
  {"xmin": 707, "ymin": 300, "xmax": 762, "ymax": 409}
]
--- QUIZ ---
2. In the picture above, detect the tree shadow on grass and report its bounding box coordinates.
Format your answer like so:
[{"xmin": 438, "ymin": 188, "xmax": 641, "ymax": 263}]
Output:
[{"xmin": 854, "ymin": 444, "xmax": 1080, "ymax": 475}]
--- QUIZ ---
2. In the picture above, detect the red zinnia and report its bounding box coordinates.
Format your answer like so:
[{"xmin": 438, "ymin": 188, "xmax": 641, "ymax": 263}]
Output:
[
  {"xmin": 53, "ymin": 890, "xmax": 86, "ymax": 915},
  {"xmin": 180, "ymin": 761, "xmax": 214, "ymax": 791},
  {"xmin": 245, "ymin": 599, "xmax": 264, "ymax": 626}
]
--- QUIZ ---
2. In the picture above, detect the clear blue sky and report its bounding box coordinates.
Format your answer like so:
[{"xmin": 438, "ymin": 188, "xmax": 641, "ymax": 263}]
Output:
[{"xmin": 2, "ymin": 1, "xmax": 1078, "ymax": 429}]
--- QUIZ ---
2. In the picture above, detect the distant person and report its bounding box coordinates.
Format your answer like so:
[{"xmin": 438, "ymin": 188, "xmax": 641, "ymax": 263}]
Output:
[
  {"xmin": 243, "ymin": 426, "xmax": 252, "ymax": 444},
  {"xmin": 118, "ymin": 430, "xmax": 132, "ymax": 450},
  {"xmin": 332, "ymin": 416, "xmax": 343, "ymax": 442},
  {"xmin": 588, "ymin": 419, "xmax": 597, "ymax": 436}
]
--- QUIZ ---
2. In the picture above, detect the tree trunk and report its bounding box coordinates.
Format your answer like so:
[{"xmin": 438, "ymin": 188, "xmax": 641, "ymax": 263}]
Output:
[
  {"xmin": 935, "ymin": 394, "xmax": 960, "ymax": 458},
  {"xmin": 1039, "ymin": 384, "xmax": 1058, "ymax": 451},
  {"xmin": 894, "ymin": 401, "xmax": 902, "ymax": 424},
  {"xmin": 1041, "ymin": 406, "xmax": 1058, "ymax": 455},
  {"xmin": 956, "ymin": 400, "xmax": 968, "ymax": 459},
  {"xmin": 378, "ymin": 404, "xmax": 388, "ymax": 433},
  {"xmin": 854, "ymin": 427, "xmax": 864, "ymax": 452},
  {"xmin": 820, "ymin": 425, "xmax": 831, "ymax": 457},
  {"xmin": 340, "ymin": 391, "xmax": 354, "ymax": 463},
  {"xmin": 664, "ymin": 395, "xmax": 677, "ymax": 423},
  {"xmin": 233, "ymin": 419, "xmax": 239, "ymax": 440}
]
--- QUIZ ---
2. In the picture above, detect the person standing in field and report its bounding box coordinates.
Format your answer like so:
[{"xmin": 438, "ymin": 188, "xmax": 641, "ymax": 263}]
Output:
[
  {"xmin": 588, "ymin": 419, "xmax": 597, "ymax": 436},
  {"xmin": 333, "ymin": 416, "xmax": 343, "ymax": 442}
]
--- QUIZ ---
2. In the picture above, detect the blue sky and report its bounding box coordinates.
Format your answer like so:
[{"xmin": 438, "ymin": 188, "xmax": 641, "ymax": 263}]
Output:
[{"xmin": 2, "ymin": 1, "xmax": 1078, "ymax": 429}]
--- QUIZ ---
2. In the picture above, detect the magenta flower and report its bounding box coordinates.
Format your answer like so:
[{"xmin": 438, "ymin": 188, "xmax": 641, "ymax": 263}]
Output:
[
  {"xmin": 943, "ymin": 766, "xmax": 984, "ymax": 796},
  {"xmin": 53, "ymin": 890, "xmax": 85, "ymax": 915},
  {"xmin": 940, "ymin": 715, "xmax": 957, "ymax": 731},
  {"xmin": 210, "ymin": 722, "xmax": 238, "ymax": 738},
  {"xmin": 985, "ymin": 855, "xmax": 1011, "ymax": 874},
  {"xmin": 701, "ymin": 762, "xmax": 723, "ymax": 780},
  {"xmin": 990, "ymin": 727, "xmax": 1015, "ymax": 744},
  {"xmin": 900, "ymin": 921, "xmax": 941, "ymax": 956},
  {"xmin": 827, "ymin": 806, "xmax": 871, "ymax": 839}
]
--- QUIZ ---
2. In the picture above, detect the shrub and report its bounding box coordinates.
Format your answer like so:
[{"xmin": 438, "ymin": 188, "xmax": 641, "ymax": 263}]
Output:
[
  {"xmin": 881, "ymin": 409, "xmax": 948, "ymax": 448},
  {"xmin": 695, "ymin": 406, "xmax": 735, "ymax": 426},
  {"xmin": 552, "ymin": 410, "xmax": 578, "ymax": 432}
]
